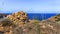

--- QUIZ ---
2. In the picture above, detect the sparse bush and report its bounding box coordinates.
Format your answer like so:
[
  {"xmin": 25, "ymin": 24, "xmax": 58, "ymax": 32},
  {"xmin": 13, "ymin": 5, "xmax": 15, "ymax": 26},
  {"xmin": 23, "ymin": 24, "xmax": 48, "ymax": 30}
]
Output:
[{"xmin": 0, "ymin": 18, "xmax": 13, "ymax": 26}]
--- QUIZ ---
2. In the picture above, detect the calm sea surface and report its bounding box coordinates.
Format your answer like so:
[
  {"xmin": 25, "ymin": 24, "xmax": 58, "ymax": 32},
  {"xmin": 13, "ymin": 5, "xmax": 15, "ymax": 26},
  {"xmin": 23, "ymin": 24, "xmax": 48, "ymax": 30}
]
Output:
[
  {"xmin": 27, "ymin": 13, "xmax": 56, "ymax": 20},
  {"xmin": 3, "ymin": 13, "xmax": 56, "ymax": 20}
]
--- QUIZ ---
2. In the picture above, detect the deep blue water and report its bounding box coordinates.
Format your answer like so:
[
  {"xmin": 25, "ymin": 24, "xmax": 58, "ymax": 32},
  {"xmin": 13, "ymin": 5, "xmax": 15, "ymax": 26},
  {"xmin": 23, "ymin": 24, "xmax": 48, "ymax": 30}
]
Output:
[
  {"xmin": 2, "ymin": 13, "xmax": 56, "ymax": 20},
  {"xmin": 27, "ymin": 13, "xmax": 56, "ymax": 20}
]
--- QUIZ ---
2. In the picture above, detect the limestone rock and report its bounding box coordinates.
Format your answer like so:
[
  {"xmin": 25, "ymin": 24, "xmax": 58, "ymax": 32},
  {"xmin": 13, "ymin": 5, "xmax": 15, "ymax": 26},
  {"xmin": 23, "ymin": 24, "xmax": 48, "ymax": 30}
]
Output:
[{"xmin": 0, "ymin": 11, "xmax": 60, "ymax": 34}]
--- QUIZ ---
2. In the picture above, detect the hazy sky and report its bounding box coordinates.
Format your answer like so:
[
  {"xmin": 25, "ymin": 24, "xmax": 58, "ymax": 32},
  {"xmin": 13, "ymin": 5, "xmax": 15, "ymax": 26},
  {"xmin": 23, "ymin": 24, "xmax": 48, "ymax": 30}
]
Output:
[{"xmin": 0, "ymin": 0, "xmax": 60, "ymax": 13}]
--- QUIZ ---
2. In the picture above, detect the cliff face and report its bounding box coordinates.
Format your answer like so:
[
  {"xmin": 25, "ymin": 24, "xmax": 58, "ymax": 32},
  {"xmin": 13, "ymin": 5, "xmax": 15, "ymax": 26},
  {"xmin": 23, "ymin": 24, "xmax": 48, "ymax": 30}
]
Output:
[
  {"xmin": 0, "ymin": 11, "xmax": 33, "ymax": 34},
  {"xmin": 0, "ymin": 11, "xmax": 60, "ymax": 34}
]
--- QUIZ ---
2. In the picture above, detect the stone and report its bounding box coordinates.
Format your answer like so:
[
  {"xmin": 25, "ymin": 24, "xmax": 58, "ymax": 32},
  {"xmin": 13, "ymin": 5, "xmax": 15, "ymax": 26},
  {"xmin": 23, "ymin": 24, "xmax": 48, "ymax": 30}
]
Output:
[{"xmin": 0, "ymin": 11, "xmax": 60, "ymax": 34}]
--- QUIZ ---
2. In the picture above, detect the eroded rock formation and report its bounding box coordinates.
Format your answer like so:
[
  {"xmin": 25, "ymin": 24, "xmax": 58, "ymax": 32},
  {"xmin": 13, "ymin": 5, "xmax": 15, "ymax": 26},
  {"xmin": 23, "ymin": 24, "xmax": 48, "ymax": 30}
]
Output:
[{"xmin": 0, "ymin": 11, "xmax": 60, "ymax": 34}]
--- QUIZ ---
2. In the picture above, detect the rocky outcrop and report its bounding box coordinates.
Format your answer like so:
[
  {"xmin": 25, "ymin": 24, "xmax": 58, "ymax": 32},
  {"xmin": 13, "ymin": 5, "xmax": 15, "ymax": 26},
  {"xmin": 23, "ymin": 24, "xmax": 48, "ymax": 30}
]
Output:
[{"xmin": 0, "ymin": 11, "xmax": 60, "ymax": 34}]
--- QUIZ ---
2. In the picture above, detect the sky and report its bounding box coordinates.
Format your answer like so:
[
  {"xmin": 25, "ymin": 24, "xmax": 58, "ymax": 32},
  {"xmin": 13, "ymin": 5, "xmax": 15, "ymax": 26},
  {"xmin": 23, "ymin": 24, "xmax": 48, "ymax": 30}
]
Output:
[{"xmin": 0, "ymin": 0, "xmax": 60, "ymax": 13}]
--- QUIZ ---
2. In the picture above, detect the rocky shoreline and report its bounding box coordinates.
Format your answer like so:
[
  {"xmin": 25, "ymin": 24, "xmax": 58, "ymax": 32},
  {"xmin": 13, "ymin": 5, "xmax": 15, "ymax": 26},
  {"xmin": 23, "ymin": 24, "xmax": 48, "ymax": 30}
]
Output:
[{"xmin": 0, "ymin": 11, "xmax": 60, "ymax": 34}]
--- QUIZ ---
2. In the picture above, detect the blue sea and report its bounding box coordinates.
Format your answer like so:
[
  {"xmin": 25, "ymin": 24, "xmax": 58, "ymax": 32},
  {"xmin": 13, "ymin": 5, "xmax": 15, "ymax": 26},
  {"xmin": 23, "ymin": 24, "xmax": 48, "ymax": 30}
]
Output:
[
  {"xmin": 27, "ymin": 13, "xmax": 56, "ymax": 20},
  {"xmin": 3, "ymin": 13, "xmax": 57, "ymax": 21}
]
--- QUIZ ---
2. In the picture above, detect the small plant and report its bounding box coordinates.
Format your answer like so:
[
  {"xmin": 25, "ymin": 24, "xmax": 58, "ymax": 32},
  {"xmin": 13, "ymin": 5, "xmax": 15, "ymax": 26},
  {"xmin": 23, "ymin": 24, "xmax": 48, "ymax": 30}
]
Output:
[
  {"xmin": 55, "ymin": 18, "xmax": 60, "ymax": 21},
  {"xmin": 0, "ymin": 18, "xmax": 13, "ymax": 26},
  {"xmin": 35, "ymin": 20, "xmax": 40, "ymax": 34},
  {"xmin": 31, "ymin": 16, "xmax": 40, "ymax": 34}
]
